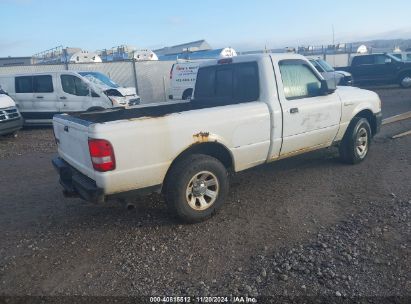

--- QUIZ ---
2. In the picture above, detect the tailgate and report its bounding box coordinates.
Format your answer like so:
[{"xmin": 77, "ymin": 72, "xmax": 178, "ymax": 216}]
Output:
[{"xmin": 53, "ymin": 114, "xmax": 95, "ymax": 180}]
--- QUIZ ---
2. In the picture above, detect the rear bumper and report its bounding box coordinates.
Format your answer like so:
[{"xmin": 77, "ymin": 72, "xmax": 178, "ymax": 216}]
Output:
[
  {"xmin": 375, "ymin": 112, "xmax": 382, "ymax": 135},
  {"xmin": 0, "ymin": 117, "xmax": 23, "ymax": 136},
  {"xmin": 52, "ymin": 157, "xmax": 104, "ymax": 203},
  {"xmin": 52, "ymin": 156, "xmax": 161, "ymax": 203}
]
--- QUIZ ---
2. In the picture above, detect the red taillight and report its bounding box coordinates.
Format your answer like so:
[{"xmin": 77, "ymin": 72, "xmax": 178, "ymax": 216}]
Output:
[{"xmin": 88, "ymin": 139, "xmax": 116, "ymax": 172}]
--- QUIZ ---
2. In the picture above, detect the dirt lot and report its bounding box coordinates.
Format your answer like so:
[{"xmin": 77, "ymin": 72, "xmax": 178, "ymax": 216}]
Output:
[{"xmin": 0, "ymin": 87, "xmax": 410, "ymax": 300}]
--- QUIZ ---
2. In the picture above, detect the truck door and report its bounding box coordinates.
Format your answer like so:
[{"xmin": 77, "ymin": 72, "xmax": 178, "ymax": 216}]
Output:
[
  {"xmin": 276, "ymin": 59, "xmax": 341, "ymax": 156},
  {"xmin": 350, "ymin": 55, "xmax": 375, "ymax": 83},
  {"xmin": 370, "ymin": 54, "xmax": 398, "ymax": 82},
  {"xmin": 32, "ymin": 74, "xmax": 59, "ymax": 119},
  {"xmin": 14, "ymin": 76, "xmax": 34, "ymax": 115},
  {"xmin": 58, "ymin": 74, "xmax": 92, "ymax": 113}
]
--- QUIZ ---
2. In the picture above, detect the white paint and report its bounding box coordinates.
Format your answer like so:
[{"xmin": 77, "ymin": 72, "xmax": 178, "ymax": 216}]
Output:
[
  {"xmin": 0, "ymin": 93, "xmax": 17, "ymax": 108},
  {"xmin": 53, "ymin": 54, "xmax": 382, "ymax": 196}
]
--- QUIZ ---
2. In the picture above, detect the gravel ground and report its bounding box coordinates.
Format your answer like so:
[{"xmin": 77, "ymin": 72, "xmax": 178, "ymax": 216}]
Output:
[
  {"xmin": 0, "ymin": 88, "xmax": 410, "ymax": 301},
  {"xmin": 0, "ymin": 127, "xmax": 55, "ymax": 159}
]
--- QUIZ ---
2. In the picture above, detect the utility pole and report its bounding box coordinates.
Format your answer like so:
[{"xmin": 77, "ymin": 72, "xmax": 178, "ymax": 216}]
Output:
[
  {"xmin": 63, "ymin": 48, "xmax": 69, "ymax": 70},
  {"xmin": 131, "ymin": 51, "xmax": 139, "ymax": 95}
]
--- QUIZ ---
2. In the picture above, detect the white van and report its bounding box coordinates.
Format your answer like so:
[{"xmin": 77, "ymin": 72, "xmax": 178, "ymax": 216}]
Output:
[
  {"xmin": 0, "ymin": 89, "xmax": 23, "ymax": 137},
  {"xmin": 0, "ymin": 71, "xmax": 140, "ymax": 125},
  {"xmin": 168, "ymin": 61, "xmax": 200, "ymax": 100}
]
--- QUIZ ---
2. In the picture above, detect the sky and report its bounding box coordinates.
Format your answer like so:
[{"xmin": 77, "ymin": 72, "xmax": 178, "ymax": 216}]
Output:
[{"xmin": 1, "ymin": 0, "xmax": 411, "ymax": 57}]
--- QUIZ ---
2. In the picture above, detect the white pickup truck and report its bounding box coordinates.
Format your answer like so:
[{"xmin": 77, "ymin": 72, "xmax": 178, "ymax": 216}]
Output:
[{"xmin": 52, "ymin": 54, "xmax": 382, "ymax": 222}]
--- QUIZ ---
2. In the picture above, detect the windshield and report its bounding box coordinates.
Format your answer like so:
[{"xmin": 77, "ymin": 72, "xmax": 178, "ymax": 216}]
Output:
[
  {"xmin": 78, "ymin": 72, "xmax": 119, "ymax": 88},
  {"xmin": 317, "ymin": 59, "xmax": 335, "ymax": 72},
  {"xmin": 309, "ymin": 59, "xmax": 324, "ymax": 72}
]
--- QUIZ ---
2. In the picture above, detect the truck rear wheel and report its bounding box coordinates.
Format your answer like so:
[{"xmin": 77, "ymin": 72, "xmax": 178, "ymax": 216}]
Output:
[
  {"xmin": 164, "ymin": 154, "xmax": 228, "ymax": 223},
  {"xmin": 339, "ymin": 117, "xmax": 371, "ymax": 164}
]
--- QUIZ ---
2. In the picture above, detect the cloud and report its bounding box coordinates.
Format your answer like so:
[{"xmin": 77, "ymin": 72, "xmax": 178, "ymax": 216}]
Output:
[{"xmin": 167, "ymin": 16, "xmax": 184, "ymax": 26}]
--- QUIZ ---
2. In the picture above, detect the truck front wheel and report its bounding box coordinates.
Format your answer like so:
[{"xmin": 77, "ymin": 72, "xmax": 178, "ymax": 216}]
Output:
[
  {"xmin": 165, "ymin": 154, "xmax": 229, "ymax": 223},
  {"xmin": 399, "ymin": 73, "xmax": 411, "ymax": 88},
  {"xmin": 339, "ymin": 117, "xmax": 372, "ymax": 164}
]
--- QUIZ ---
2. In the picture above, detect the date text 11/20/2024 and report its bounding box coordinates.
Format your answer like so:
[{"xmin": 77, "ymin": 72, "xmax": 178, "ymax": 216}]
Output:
[{"xmin": 149, "ymin": 296, "xmax": 257, "ymax": 303}]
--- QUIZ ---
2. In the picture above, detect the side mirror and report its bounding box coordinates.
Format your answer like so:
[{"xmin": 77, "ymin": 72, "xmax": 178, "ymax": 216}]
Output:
[
  {"xmin": 385, "ymin": 58, "xmax": 392, "ymax": 64},
  {"xmin": 320, "ymin": 79, "xmax": 336, "ymax": 95}
]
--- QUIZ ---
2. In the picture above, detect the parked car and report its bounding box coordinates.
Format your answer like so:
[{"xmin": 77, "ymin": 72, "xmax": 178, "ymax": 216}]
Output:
[
  {"xmin": 336, "ymin": 53, "xmax": 411, "ymax": 88},
  {"xmin": 52, "ymin": 54, "xmax": 382, "ymax": 223},
  {"xmin": 0, "ymin": 71, "xmax": 140, "ymax": 125},
  {"xmin": 308, "ymin": 57, "xmax": 353, "ymax": 86},
  {"xmin": 0, "ymin": 90, "xmax": 23, "ymax": 137},
  {"xmin": 169, "ymin": 61, "xmax": 201, "ymax": 100}
]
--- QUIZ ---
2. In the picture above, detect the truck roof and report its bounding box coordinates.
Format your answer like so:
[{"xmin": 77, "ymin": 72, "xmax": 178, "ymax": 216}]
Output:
[
  {"xmin": 198, "ymin": 53, "xmax": 307, "ymax": 68},
  {"xmin": 0, "ymin": 71, "xmax": 82, "ymax": 78}
]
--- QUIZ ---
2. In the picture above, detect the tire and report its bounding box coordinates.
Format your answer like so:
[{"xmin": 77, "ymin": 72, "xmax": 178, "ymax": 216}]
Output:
[
  {"xmin": 339, "ymin": 117, "xmax": 372, "ymax": 164},
  {"xmin": 182, "ymin": 89, "xmax": 193, "ymax": 100},
  {"xmin": 399, "ymin": 73, "xmax": 411, "ymax": 88},
  {"xmin": 164, "ymin": 154, "xmax": 229, "ymax": 223}
]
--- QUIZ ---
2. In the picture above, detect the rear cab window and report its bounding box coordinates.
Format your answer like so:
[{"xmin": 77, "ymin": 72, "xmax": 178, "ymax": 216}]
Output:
[{"xmin": 194, "ymin": 62, "xmax": 259, "ymax": 105}]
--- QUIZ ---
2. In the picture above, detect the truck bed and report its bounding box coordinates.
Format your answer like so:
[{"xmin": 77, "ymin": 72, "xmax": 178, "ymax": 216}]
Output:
[{"xmin": 70, "ymin": 98, "xmax": 246, "ymax": 124}]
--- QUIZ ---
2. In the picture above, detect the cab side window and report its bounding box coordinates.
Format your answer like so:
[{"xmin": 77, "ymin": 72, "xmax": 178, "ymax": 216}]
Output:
[
  {"xmin": 61, "ymin": 75, "xmax": 89, "ymax": 96},
  {"xmin": 374, "ymin": 55, "xmax": 388, "ymax": 65},
  {"xmin": 352, "ymin": 55, "xmax": 373, "ymax": 66},
  {"xmin": 279, "ymin": 60, "xmax": 322, "ymax": 100}
]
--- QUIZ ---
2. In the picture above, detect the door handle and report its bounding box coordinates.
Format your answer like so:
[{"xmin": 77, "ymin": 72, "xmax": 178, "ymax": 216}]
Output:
[
  {"xmin": 60, "ymin": 96, "xmax": 67, "ymax": 100},
  {"xmin": 290, "ymin": 107, "xmax": 299, "ymax": 114},
  {"xmin": 36, "ymin": 96, "xmax": 44, "ymax": 99}
]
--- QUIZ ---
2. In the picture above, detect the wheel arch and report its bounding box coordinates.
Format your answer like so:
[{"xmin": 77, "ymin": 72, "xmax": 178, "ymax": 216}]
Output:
[
  {"xmin": 398, "ymin": 69, "xmax": 411, "ymax": 79},
  {"xmin": 398, "ymin": 70, "xmax": 411, "ymax": 88},
  {"xmin": 182, "ymin": 88, "xmax": 193, "ymax": 100},
  {"xmin": 162, "ymin": 142, "xmax": 234, "ymax": 193},
  {"xmin": 86, "ymin": 106, "xmax": 105, "ymax": 112},
  {"xmin": 353, "ymin": 109, "xmax": 377, "ymax": 136}
]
